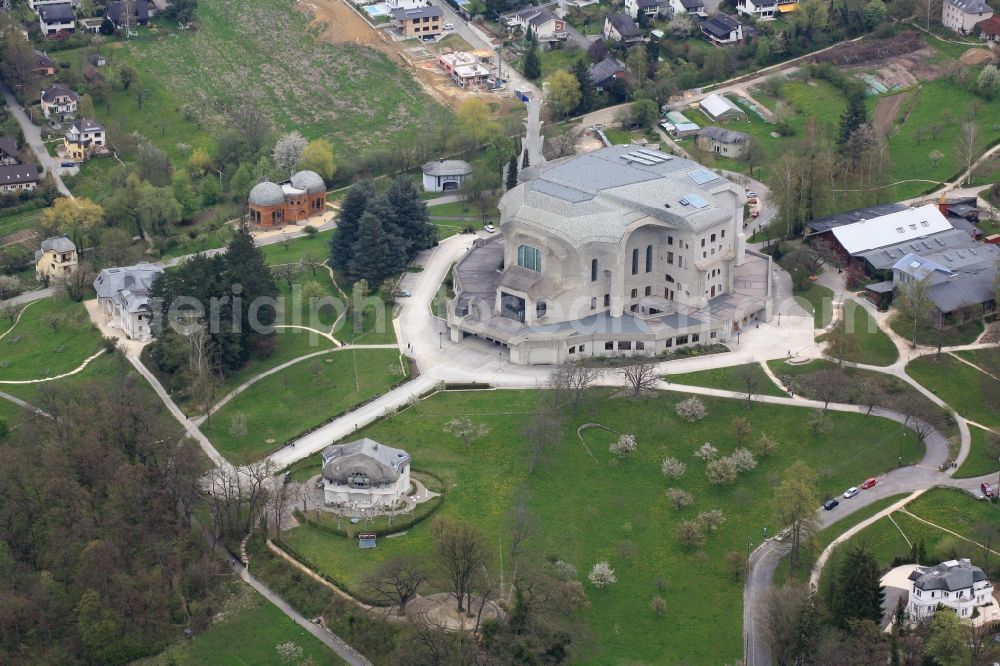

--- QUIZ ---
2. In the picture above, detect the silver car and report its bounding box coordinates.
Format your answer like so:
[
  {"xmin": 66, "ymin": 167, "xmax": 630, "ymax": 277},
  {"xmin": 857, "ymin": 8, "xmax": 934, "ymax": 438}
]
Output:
[{"xmin": 843, "ymin": 486, "xmax": 860, "ymax": 499}]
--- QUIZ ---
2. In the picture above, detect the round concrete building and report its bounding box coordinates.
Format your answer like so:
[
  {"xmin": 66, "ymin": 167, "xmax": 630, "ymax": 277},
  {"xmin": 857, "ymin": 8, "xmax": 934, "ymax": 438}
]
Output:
[{"xmin": 248, "ymin": 170, "xmax": 326, "ymax": 227}]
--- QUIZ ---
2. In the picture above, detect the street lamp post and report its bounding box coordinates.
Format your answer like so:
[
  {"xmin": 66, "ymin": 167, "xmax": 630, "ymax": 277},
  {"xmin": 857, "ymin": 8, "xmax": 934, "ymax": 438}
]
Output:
[
  {"xmin": 498, "ymin": 350, "xmax": 502, "ymax": 372},
  {"xmin": 439, "ymin": 331, "xmax": 442, "ymax": 350}
]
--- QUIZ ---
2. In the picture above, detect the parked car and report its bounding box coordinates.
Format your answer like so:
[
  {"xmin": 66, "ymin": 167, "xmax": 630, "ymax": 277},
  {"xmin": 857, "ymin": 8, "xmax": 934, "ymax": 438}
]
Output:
[
  {"xmin": 843, "ymin": 487, "xmax": 860, "ymax": 499},
  {"xmin": 443, "ymin": 22, "xmax": 454, "ymax": 29},
  {"xmin": 860, "ymin": 477, "xmax": 877, "ymax": 490},
  {"xmin": 746, "ymin": 190, "xmax": 758, "ymax": 198},
  {"xmin": 484, "ymin": 224, "xmax": 496, "ymax": 233},
  {"xmin": 982, "ymin": 482, "xmax": 995, "ymax": 498},
  {"xmin": 823, "ymin": 498, "xmax": 840, "ymax": 511},
  {"xmin": 395, "ymin": 290, "xmax": 412, "ymax": 298},
  {"xmin": 60, "ymin": 161, "xmax": 77, "ymax": 167}
]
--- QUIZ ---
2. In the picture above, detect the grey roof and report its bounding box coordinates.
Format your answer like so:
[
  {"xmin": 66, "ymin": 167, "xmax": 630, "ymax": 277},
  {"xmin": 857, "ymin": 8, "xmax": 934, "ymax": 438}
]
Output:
[
  {"xmin": 37, "ymin": 235, "xmax": 76, "ymax": 259},
  {"xmin": 422, "ymin": 159, "xmax": 472, "ymax": 177},
  {"xmin": 681, "ymin": 0, "xmax": 704, "ymax": 8},
  {"xmin": 0, "ymin": 164, "xmax": 39, "ymax": 186},
  {"xmin": 500, "ymin": 144, "xmax": 742, "ymax": 248},
  {"xmin": 887, "ymin": 235, "xmax": 999, "ymax": 313},
  {"xmin": 34, "ymin": 50, "xmax": 55, "ymax": 68},
  {"xmin": 93, "ymin": 263, "xmax": 163, "ymax": 313},
  {"xmin": 107, "ymin": 0, "xmax": 148, "ymax": 24},
  {"xmin": 908, "ymin": 560, "xmax": 988, "ymax": 592},
  {"xmin": 391, "ymin": 5, "xmax": 442, "ymax": 19},
  {"xmin": 69, "ymin": 118, "xmax": 104, "ymax": 133},
  {"xmin": 856, "ymin": 228, "xmax": 982, "ymax": 271},
  {"xmin": 248, "ymin": 180, "xmax": 285, "ymax": 207},
  {"xmin": 636, "ymin": 0, "xmax": 660, "ymax": 7},
  {"xmin": 588, "ymin": 56, "xmax": 627, "ymax": 86},
  {"xmin": 697, "ymin": 126, "xmax": 748, "ymax": 144},
  {"xmin": 701, "ymin": 13, "xmax": 740, "ymax": 38},
  {"xmin": 41, "ymin": 84, "xmax": 78, "ymax": 103},
  {"xmin": 513, "ymin": 5, "xmax": 560, "ymax": 26},
  {"xmin": 0, "ymin": 137, "xmax": 16, "ymax": 158},
  {"xmin": 805, "ymin": 203, "xmax": 910, "ymax": 235},
  {"xmin": 946, "ymin": 0, "xmax": 992, "ymax": 13},
  {"xmin": 290, "ymin": 170, "xmax": 325, "ymax": 194},
  {"xmin": 321, "ymin": 438, "xmax": 410, "ymax": 485},
  {"xmin": 865, "ymin": 280, "xmax": 895, "ymax": 293},
  {"xmin": 608, "ymin": 13, "xmax": 641, "ymax": 37},
  {"xmin": 39, "ymin": 3, "xmax": 75, "ymax": 21}
]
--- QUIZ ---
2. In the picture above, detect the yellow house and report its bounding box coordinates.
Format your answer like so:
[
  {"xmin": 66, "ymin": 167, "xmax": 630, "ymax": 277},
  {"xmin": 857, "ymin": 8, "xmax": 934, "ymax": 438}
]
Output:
[
  {"xmin": 35, "ymin": 236, "xmax": 78, "ymax": 282},
  {"xmin": 62, "ymin": 118, "xmax": 106, "ymax": 162}
]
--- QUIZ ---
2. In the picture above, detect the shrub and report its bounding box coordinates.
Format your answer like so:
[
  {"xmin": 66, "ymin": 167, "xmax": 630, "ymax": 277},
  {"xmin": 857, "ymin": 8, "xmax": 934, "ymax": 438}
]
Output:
[
  {"xmin": 730, "ymin": 447, "xmax": 757, "ymax": 472},
  {"xmin": 694, "ymin": 442, "xmax": 718, "ymax": 461},
  {"xmin": 609, "ymin": 433, "xmax": 638, "ymax": 458},
  {"xmin": 665, "ymin": 488, "xmax": 694, "ymax": 509},
  {"xmin": 697, "ymin": 509, "xmax": 726, "ymax": 531},
  {"xmin": 706, "ymin": 457, "xmax": 738, "ymax": 485},
  {"xmin": 650, "ymin": 595, "xmax": 667, "ymax": 616},
  {"xmin": 549, "ymin": 560, "xmax": 577, "ymax": 581},
  {"xmin": 755, "ymin": 432, "xmax": 780, "ymax": 457},
  {"xmin": 676, "ymin": 397, "xmax": 707, "ymax": 422},
  {"xmin": 675, "ymin": 520, "xmax": 705, "ymax": 550},
  {"xmin": 661, "ymin": 456, "xmax": 686, "ymax": 478},
  {"xmin": 588, "ymin": 561, "xmax": 617, "ymax": 589}
]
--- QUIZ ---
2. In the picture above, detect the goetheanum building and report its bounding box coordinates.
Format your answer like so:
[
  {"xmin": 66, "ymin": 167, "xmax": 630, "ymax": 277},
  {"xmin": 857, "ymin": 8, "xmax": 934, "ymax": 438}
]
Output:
[
  {"xmin": 320, "ymin": 438, "xmax": 411, "ymax": 508},
  {"xmin": 446, "ymin": 145, "xmax": 773, "ymax": 365},
  {"xmin": 248, "ymin": 170, "xmax": 326, "ymax": 228}
]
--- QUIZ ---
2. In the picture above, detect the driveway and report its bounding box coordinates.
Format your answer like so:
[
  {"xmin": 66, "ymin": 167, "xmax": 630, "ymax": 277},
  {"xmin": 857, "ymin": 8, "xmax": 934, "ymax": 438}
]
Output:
[{"xmin": 0, "ymin": 81, "xmax": 72, "ymax": 198}]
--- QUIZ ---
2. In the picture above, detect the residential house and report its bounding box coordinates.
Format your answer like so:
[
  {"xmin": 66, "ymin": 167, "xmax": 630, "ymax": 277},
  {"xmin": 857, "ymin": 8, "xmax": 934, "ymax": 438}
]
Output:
[
  {"xmin": 625, "ymin": 0, "xmax": 662, "ymax": 19},
  {"xmin": 321, "ymin": 438, "xmax": 411, "ymax": 508},
  {"xmin": 700, "ymin": 13, "xmax": 744, "ymax": 45},
  {"xmin": 93, "ymin": 263, "xmax": 163, "ymax": 342},
  {"xmin": 942, "ymin": 0, "xmax": 993, "ymax": 34},
  {"xmin": 507, "ymin": 6, "xmax": 568, "ymax": 43},
  {"xmin": 438, "ymin": 51, "xmax": 492, "ymax": 89},
  {"xmin": 386, "ymin": 0, "xmax": 433, "ymax": 10},
  {"xmin": 34, "ymin": 236, "xmax": 78, "ymax": 282},
  {"xmin": 33, "ymin": 50, "xmax": 55, "ymax": 76},
  {"xmin": 976, "ymin": 13, "xmax": 1000, "ymax": 39},
  {"xmin": 736, "ymin": 0, "xmax": 776, "ymax": 19},
  {"xmin": 390, "ymin": 5, "xmax": 443, "ymax": 38},
  {"xmin": 907, "ymin": 559, "xmax": 995, "ymax": 621},
  {"xmin": 699, "ymin": 93, "xmax": 747, "ymax": 122},
  {"xmin": 62, "ymin": 118, "xmax": 106, "ymax": 161},
  {"xmin": 446, "ymin": 144, "xmax": 771, "ymax": 365},
  {"xmin": 588, "ymin": 56, "xmax": 628, "ymax": 90},
  {"xmin": 666, "ymin": 0, "xmax": 705, "ymax": 17},
  {"xmin": 28, "ymin": 0, "xmax": 79, "ymax": 9},
  {"xmin": 0, "ymin": 137, "xmax": 19, "ymax": 166},
  {"xmin": 248, "ymin": 170, "xmax": 327, "ymax": 227},
  {"xmin": 0, "ymin": 164, "xmax": 40, "ymax": 194},
  {"xmin": 603, "ymin": 13, "xmax": 643, "ymax": 43},
  {"xmin": 660, "ymin": 110, "xmax": 699, "ymax": 137},
  {"xmin": 422, "ymin": 159, "xmax": 472, "ymax": 192},
  {"xmin": 696, "ymin": 127, "xmax": 749, "ymax": 158},
  {"xmin": 106, "ymin": 0, "xmax": 149, "ymax": 29},
  {"xmin": 40, "ymin": 84, "xmax": 79, "ymax": 121},
  {"xmin": 38, "ymin": 3, "xmax": 76, "ymax": 36}
]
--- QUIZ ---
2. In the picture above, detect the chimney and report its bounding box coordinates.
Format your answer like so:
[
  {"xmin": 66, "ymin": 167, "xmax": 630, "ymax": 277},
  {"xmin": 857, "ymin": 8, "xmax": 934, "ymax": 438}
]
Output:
[{"xmin": 938, "ymin": 192, "xmax": 950, "ymax": 219}]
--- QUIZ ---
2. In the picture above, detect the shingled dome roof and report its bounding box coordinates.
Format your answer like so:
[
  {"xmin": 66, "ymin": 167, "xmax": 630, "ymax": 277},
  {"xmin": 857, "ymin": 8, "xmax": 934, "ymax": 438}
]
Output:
[
  {"xmin": 248, "ymin": 181, "xmax": 285, "ymax": 207},
  {"xmin": 321, "ymin": 438, "xmax": 410, "ymax": 485},
  {"xmin": 290, "ymin": 170, "xmax": 325, "ymax": 194}
]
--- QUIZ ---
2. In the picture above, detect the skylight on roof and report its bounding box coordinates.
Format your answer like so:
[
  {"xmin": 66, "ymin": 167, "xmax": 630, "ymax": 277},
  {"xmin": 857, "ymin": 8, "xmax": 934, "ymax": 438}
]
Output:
[
  {"xmin": 909, "ymin": 260, "xmax": 921, "ymax": 269},
  {"xmin": 896, "ymin": 227, "xmax": 904, "ymax": 233},
  {"xmin": 688, "ymin": 169, "xmax": 718, "ymax": 185},
  {"xmin": 685, "ymin": 193, "xmax": 709, "ymax": 209}
]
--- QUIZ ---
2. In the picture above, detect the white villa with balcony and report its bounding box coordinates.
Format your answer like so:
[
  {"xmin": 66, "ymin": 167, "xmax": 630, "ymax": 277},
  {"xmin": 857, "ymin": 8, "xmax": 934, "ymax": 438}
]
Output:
[
  {"xmin": 321, "ymin": 439, "xmax": 411, "ymax": 509},
  {"xmin": 907, "ymin": 559, "xmax": 995, "ymax": 621}
]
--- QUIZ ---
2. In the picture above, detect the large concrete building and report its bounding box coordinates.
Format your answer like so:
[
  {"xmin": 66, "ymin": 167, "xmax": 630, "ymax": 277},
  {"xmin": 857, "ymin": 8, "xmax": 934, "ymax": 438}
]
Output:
[
  {"xmin": 321, "ymin": 438, "xmax": 411, "ymax": 508},
  {"xmin": 446, "ymin": 145, "xmax": 772, "ymax": 365}
]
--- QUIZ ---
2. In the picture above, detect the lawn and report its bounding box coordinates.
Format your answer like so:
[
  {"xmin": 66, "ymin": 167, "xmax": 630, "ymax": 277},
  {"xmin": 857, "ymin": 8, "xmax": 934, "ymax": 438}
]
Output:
[
  {"xmin": 0, "ymin": 348, "xmax": 124, "ymax": 406},
  {"xmin": 667, "ymin": 362, "xmax": 787, "ymax": 397},
  {"xmin": 818, "ymin": 300, "xmax": 898, "ymax": 366},
  {"xmin": 956, "ymin": 426, "xmax": 999, "ymax": 479},
  {"xmin": 427, "ymin": 200, "xmax": 499, "ymax": 221},
  {"xmin": 906, "ymin": 353, "xmax": 1000, "ymax": 430},
  {"xmin": 538, "ymin": 46, "xmax": 588, "ymax": 79},
  {"xmin": 0, "ymin": 297, "xmax": 105, "ymax": 381},
  {"xmin": 0, "ymin": 206, "xmax": 45, "ymax": 237},
  {"xmin": 793, "ymin": 282, "xmax": 835, "ymax": 329},
  {"xmin": 260, "ymin": 231, "xmax": 334, "ymax": 268},
  {"xmin": 888, "ymin": 314, "xmax": 984, "ymax": 348},
  {"xmin": 201, "ymin": 348, "xmax": 406, "ymax": 462},
  {"xmin": 113, "ymin": 0, "xmax": 447, "ymax": 157},
  {"xmin": 281, "ymin": 388, "xmax": 921, "ymax": 664},
  {"xmin": 146, "ymin": 584, "xmax": 343, "ymax": 665}
]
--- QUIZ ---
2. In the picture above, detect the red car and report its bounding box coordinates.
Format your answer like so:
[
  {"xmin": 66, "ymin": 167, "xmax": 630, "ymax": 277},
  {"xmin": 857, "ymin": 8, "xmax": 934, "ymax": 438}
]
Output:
[
  {"xmin": 982, "ymin": 482, "xmax": 995, "ymax": 499},
  {"xmin": 860, "ymin": 477, "xmax": 877, "ymax": 490}
]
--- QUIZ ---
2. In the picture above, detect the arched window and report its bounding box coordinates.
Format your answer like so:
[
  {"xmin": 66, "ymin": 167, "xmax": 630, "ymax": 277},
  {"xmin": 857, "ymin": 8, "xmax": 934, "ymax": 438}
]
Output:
[{"xmin": 646, "ymin": 245, "xmax": 653, "ymax": 272}]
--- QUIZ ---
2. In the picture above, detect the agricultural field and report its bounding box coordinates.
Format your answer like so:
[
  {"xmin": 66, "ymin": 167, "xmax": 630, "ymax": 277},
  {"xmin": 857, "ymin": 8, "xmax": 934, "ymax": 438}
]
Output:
[{"xmin": 280, "ymin": 388, "xmax": 921, "ymax": 664}]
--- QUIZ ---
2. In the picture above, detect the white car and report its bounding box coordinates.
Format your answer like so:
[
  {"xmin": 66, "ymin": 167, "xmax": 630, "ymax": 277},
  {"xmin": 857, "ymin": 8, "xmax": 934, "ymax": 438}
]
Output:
[
  {"xmin": 843, "ymin": 486, "xmax": 860, "ymax": 499},
  {"xmin": 484, "ymin": 224, "xmax": 496, "ymax": 233},
  {"xmin": 443, "ymin": 22, "xmax": 454, "ymax": 29},
  {"xmin": 746, "ymin": 191, "xmax": 758, "ymax": 199}
]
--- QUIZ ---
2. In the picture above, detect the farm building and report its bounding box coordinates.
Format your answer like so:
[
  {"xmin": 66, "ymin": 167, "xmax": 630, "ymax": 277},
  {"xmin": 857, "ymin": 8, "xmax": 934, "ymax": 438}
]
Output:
[
  {"xmin": 422, "ymin": 159, "xmax": 472, "ymax": 192},
  {"xmin": 660, "ymin": 111, "xmax": 699, "ymax": 137},
  {"xmin": 698, "ymin": 93, "xmax": 747, "ymax": 122},
  {"xmin": 696, "ymin": 127, "xmax": 749, "ymax": 158}
]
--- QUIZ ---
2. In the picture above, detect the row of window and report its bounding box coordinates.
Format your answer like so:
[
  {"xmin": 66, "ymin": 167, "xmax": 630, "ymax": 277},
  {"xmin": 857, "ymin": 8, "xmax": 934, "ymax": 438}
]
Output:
[{"xmin": 566, "ymin": 331, "xmax": 714, "ymax": 356}]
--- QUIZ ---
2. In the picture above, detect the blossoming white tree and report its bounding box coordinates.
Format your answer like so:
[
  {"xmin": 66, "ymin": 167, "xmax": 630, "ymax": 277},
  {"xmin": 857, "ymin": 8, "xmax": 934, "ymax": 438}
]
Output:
[
  {"xmin": 588, "ymin": 560, "xmax": 617, "ymax": 589},
  {"xmin": 609, "ymin": 433, "xmax": 637, "ymax": 458},
  {"xmin": 661, "ymin": 456, "xmax": 686, "ymax": 478},
  {"xmin": 272, "ymin": 131, "xmax": 308, "ymax": 174},
  {"xmin": 676, "ymin": 396, "xmax": 707, "ymax": 422}
]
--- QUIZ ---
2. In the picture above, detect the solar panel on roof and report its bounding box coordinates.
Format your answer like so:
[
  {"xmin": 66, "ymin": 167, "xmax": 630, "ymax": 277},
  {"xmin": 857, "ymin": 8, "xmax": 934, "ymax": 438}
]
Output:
[
  {"xmin": 685, "ymin": 193, "xmax": 709, "ymax": 209},
  {"xmin": 628, "ymin": 151, "xmax": 664, "ymax": 163},
  {"xmin": 688, "ymin": 169, "xmax": 718, "ymax": 185},
  {"xmin": 635, "ymin": 148, "xmax": 672, "ymax": 161},
  {"xmin": 622, "ymin": 153, "xmax": 656, "ymax": 166}
]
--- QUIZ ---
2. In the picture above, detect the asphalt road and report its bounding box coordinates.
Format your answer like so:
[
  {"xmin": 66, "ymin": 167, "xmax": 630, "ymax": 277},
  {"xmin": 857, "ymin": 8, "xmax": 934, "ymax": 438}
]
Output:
[{"xmin": 0, "ymin": 81, "xmax": 72, "ymax": 198}]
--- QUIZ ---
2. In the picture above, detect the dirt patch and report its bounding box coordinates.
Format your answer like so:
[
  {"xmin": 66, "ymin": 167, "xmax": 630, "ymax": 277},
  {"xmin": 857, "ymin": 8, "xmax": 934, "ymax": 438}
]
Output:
[
  {"xmin": 873, "ymin": 91, "xmax": 908, "ymax": 134},
  {"xmin": 959, "ymin": 48, "xmax": 997, "ymax": 66},
  {"xmin": 811, "ymin": 31, "xmax": 925, "ymax": 67},
  {"xmin": 0, "ymin": 228, "xmax": 39, "ymax": 250},
  {"xmin": 307, "ymin": 0, "xmax": 388, "ymax": 49}
]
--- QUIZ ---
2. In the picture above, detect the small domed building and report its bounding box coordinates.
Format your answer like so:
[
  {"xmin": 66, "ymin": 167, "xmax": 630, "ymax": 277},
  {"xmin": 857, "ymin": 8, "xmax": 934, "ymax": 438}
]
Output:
[
  {"xmin": 321, "ymin": 438, "xmax": 411, "ymax": 508},
  {"xmin": 248, "ymin": 169, "xmax": 326, "ymax": 227}
]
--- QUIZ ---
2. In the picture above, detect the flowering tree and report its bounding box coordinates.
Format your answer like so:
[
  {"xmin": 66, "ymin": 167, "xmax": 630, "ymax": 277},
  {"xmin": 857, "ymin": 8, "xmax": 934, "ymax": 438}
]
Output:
[
  {"xmin": 694, "ymin": 442, "xmax": 718, "ymax": 461},
  {"xmin": 676, "ymin": 397, "xmax": 707, "ymax": 422},
  {"xmin": 272, "ymin": 131, "xmax": 308, "ymax": 174},
  {"xmin": 443, "ymin": 417, "xmax": 489, "ymax": 446},
  {"xmin": 675, "ymin": 520, "xmax": 705, "ymax": 550},
  {"xmin": 730, "ymin": 447, "xmax": 758, "ymax": 472},
  {"xmin": 706, "ymin": 456, "xmax": 738, "ymax": 485},
  {"xmin": 661, "ymin": 457, "xmax": 686, "ymax": 478},
  {"xmin": 609, "ymin": 433, "xmax": 637, "ymax": 458},
  {"xmin": 275, "ymin": 641, "xmax": 303, "ymax": 664},
  {"xmin": 698, "ymin": 509, "xmax": 726, "ymax": 531},
  {"xmin": 665, "ymin": 488, "xmax": 694, "ymax": 509},
  {"xmin": 588, "ymin": 560, "xmax": 617, "ymax": 589}
]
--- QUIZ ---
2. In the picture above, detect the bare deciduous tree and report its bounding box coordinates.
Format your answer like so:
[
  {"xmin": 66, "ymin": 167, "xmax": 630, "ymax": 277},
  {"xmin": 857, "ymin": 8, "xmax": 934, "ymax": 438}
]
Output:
[
  {"xmin": 622, "ymin": 353, "xmax": 659, "ymax": 396},
  {"xmin": 431, "ymin": 517, "xmax": 491, "ymax": 613},
  {"xmin": 958, "ymin": 120, "xmax": 980, "ymax": 186},
  {"xmin": 363, "ymin": 556, "xmax": 428, "ymax": 614},
  {"xmin": 521, "ymin": 405, "xmax": 565, "ymax": 474},
  {"xmin": 549, "ymin": 362, "xmax": 599, "ymax": 411}
]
